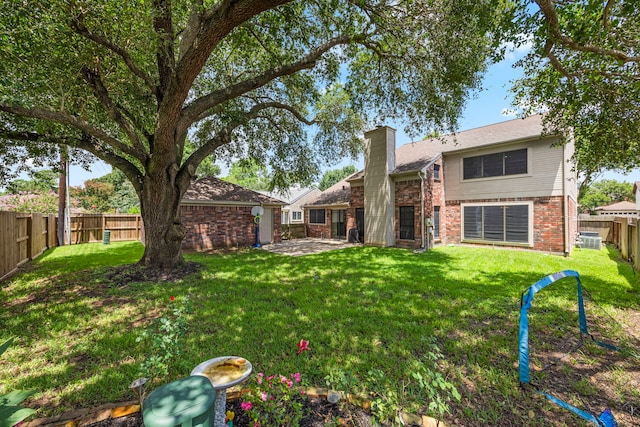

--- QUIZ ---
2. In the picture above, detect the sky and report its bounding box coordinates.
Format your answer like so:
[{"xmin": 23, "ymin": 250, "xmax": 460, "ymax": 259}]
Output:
[{"xmin": 58, "ymin": 47, "xmax": 640, "ymax": 187}]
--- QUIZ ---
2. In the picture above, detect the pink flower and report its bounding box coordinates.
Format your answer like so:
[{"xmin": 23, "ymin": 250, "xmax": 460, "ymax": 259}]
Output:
[
  {"xmin": 280, "ymin": 375, "xmax": 287, "ymax": 384},
  {"xmin": 286, "ymin": 379, "xmax": 293, "ymax": 388},
  {"xmin": 261, "ymin": 391, "xmax": 268, "ymax": 401},
  {"xmin": 256, "ymin": 373, "xmax": 264, "ymax": 384},
  {"xmin": 296, "ymin": 339, "xmax": 310, "ymax": 354},
  {"xmin": 240, "ymin": 401, "xmax": 252, "ymax": 411},
  {"xmin": 293, "ymin": 372, "xmax": 301, "ymax": 383}
]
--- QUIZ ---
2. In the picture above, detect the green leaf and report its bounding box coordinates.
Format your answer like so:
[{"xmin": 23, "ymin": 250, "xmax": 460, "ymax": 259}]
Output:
[
  {"xmin": 0, "ymin": 338, "xmax": 14, "ymax": 357},
  {"xmin": 0, "ymin": 390, "xmax": 36, "ymax": 407},
  {"xmin": 0, "ymin": 406, "xmax": 36, "ymax": 427}
]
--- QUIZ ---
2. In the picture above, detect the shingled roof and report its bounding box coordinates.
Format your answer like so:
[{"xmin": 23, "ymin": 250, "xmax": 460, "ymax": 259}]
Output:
[
  {"xmin": 182, "ymin": 177, "xmax": 285, "ymax": 205},
  {"xmin": 303, "ymin": 176, "xmax": 354, "ymax": 207},
  {"xmin": 418, "ymin": 114, "xmax": 546, "ymax": 154}
]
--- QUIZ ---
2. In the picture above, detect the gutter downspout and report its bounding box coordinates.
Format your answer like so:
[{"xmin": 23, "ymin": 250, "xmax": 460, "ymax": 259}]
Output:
[
  {"xmin": 418, "ymin": 171, "xmax": 426, "ymax": 249},
  {"xmin": 563, "ymin": 140, "xmax": 570, "ymax": 256}
]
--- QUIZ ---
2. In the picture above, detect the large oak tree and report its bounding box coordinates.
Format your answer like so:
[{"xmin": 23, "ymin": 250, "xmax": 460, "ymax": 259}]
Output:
[
  {"xmin": 0, "ymin": 0, "xmax": 516, "ymax": 270},
  {"xmin": 513, "ymin": 0, "xmax": 640, "ymax": 193}
]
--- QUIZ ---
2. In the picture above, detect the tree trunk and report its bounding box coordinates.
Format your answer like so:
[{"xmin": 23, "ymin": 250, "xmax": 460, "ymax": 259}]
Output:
[{"xmin": 137, "ymin": 171, "xmax": 187, "ymax": 270}]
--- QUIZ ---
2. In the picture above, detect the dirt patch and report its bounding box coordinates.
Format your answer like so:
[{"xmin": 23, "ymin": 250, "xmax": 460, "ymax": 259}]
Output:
[{"xmin": 101, "ymin": 261, "xmax": 202, "ymax": 285}]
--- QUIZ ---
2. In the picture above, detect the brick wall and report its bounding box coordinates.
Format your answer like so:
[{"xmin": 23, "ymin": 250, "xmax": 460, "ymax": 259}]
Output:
[
  {"xmin": 181, "ymin": 205, "xmax": 281, "ymax": 250},
  {"xmin": 444, "ymin": 196, "xmax": 567, "ymax": 253}
]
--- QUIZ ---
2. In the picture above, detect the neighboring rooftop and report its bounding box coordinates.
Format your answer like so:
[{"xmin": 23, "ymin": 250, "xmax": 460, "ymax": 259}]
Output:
[
  {"xmin": 182, "ymin": 177, "xmax": 285, "ymax": 205},
  {"xmin": 594, "ymin": 201, "xmax": 637, "ymax": 212},
  {"xmin": 258, "ymin": 185, "xmax": 318, "ymax": 204}
]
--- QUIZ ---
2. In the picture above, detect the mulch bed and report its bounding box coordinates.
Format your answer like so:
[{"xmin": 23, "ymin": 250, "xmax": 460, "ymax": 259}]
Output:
[{"xmin": 82, "ymin": 397, "xmax": 380, "ymax": 427}]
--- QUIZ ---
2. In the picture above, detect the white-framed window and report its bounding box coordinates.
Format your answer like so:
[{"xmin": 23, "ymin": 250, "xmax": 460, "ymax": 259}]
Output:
[
  {"xmin": 461, "ymin": 202, "xmax": 532, "ymax": 245},
  {"xmin": 292, "ymin": 211, "xmax": 302, "ymax": 222}
]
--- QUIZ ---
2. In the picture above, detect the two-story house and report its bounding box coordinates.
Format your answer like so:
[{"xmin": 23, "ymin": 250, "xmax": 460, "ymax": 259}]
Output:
[{"xmin": 304, "ymin": 115, "xmax": 578, "ymax": 254}]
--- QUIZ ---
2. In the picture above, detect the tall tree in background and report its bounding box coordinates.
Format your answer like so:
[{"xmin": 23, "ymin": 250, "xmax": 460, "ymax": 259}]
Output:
[
  {"xmin": 0, "ymin": 0, "xmax": 518, "ymax": 270},
  {"xmin": 318, "ymin": 165, "xmax": 357, "ymax": 191},
  {"xmin": 579, "ymin": 179, "xmax": 634, "ymax": 213},
  {"xmin": 223, "ymin": 159, "xmax": 271, "ymax": 191},
  {"xmin": 513, "ymin": 0, "xmax": 640, "ymax": 190}
]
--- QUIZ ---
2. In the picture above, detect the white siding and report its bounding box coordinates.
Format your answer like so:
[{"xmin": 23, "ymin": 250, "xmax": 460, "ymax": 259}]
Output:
[{"xmin": 444, "ymin": 137, "xmax": 565, "ymax": 200}]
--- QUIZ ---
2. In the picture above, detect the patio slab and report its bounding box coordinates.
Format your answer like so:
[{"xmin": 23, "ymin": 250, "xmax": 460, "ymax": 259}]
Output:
[{"xmin": 261, "ymin": 238, "xmax": 358, "ymax": 256}]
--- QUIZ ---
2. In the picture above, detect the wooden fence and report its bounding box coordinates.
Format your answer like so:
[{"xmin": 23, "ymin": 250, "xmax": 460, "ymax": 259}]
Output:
[
  {"xmin": 0, "ymin": 212, "xmax": 142, "ymax": 281},
  {"xmin": 578, "ymin": 215, "xmax": 640, "ymax": 271}
]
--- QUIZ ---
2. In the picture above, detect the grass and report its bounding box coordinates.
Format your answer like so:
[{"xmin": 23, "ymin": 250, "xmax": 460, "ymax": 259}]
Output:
[{"xmin": 1, "ymin": 242, "xmax": 639, "ymax": 425}]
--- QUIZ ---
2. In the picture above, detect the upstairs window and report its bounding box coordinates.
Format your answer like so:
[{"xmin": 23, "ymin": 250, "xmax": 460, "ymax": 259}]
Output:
[
  {"xmin": 292, "ymin": 211, "xmax": 302, "ymax": 221},
  {"xmin": 463, "ymin": 148, "xmax": 527, "ymax": 180},
  {"xmin": 433, "ymin": 164, "xmax": 440, "ymax": 181},
  {"xmin": 309, "ymin": 209, "xmax": 326, "ymax": 224}
]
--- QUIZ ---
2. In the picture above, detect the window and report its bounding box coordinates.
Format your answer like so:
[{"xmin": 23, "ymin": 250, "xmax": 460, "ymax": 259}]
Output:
[
  {"xmin": 463, "ymin": 204, "xmax": 529, "ymax": 244},
  {"xmin": 309, "ymin": 209, "xmax": 325, "ymax": 224},
  {"xmin": 399, "ymin": 206, "xmax": 415, "ymax": 240},
  {"xmin": 433, "ymin": 206, "xmax": 440, "ymax": 238},
  {"xmin": 292, "ymin": 211, "xmax": 302, "ymax": 221},
  {"xmin": 463, "ymin": 148, "xmax": 527, "ymax": 179},
  {"xmin": 433, "ymin": 164, "xmax": 440, "ymax": 181}
]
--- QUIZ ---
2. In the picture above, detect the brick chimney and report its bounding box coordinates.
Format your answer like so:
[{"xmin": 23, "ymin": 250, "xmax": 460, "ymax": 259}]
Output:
[{"xmin": 363, "ymin": 126, "xmax": 396, "ymax": 247}]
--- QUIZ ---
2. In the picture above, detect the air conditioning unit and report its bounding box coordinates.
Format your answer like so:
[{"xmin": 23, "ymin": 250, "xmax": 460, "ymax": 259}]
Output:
[{"xmin": 580, "ymin": 236, "xmax": 602, "ymax": 250}]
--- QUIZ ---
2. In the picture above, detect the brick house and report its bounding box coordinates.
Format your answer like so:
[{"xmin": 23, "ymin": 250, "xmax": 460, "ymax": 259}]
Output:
[
  {"xmin": 180, "ymin": 177, "xmax": 285, "ymax": 250},
  {"xmin": 304, "ymin": 115, "xmax": 578, "ymax": 254}
]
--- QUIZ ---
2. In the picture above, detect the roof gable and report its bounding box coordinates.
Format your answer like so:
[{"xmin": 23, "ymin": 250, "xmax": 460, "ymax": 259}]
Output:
[{"xmin": 304, "ymin": 176, "xmax": 354, "ymax": 207}]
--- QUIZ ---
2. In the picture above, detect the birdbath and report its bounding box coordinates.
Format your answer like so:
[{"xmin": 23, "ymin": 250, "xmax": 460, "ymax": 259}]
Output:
[{"xmin": 191, "ymin": 356, "xmax": 253, "ymax": 426}]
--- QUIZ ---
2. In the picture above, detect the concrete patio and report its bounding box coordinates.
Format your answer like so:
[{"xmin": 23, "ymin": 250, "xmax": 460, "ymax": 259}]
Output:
[{"xmin": 261, "ymin": 238, "xmax": 359, "ymax": 256}]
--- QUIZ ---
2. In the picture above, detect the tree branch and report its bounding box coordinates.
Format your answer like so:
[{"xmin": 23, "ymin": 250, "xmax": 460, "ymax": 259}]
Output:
[
  {"xmin": 0, "ymin": 126, "xmax": 144, "ymax": 193},
  {"xmin": 0, "ymin": 103, "xmax": 145, "ymax": 161},
  {"xmin": 535, "ymin": 0, "xmax": 639, "ymax": 63},
  {"xmin": 70, "ymin": 14, "xmax": 158, "ymax": 97},
  {"xmin": 153, "ymin": 0, "xmax": 176, "ymax": 97},
  {"xmin": 179, "ymin": 34, "xmax": 359, "ymax": 133},
  {"xmin": 81, "ymin": 66, "xmax": 148, "ymax": 155},
  {"xmin": 162, "ymin": 0, "xmax": 292, "ymax": 119}
]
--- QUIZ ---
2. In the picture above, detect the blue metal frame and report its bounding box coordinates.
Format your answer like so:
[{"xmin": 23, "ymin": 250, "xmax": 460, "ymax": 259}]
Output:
[{"xmin": 518, "ymin": 270, "xmax": 619, "ymax": 427}]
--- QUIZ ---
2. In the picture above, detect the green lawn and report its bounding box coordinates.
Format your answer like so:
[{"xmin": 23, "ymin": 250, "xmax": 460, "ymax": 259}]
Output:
[{"xmin": 1, "ymin": 242, "xmax": 639, "ymax": 426}]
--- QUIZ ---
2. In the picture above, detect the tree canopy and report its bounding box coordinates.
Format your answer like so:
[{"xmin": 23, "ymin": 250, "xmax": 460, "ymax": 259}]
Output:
[
  {"xmin": 318, "ymin": 165, "xmax": 357, "ymax": 191},
  {"xmin": 222, "ymin": 159, "xmax": 271, "ymax": 191},
  {"xmin": 579, "ymin": 179, "xmax": 634, "ymax": 213},
  {"xmin": 512, "ymin": 0, "xmax": 640, "ymax": 188},
  {"xmin": 0, "ymin": 0, "xmax": 518, "ymax": 269}
]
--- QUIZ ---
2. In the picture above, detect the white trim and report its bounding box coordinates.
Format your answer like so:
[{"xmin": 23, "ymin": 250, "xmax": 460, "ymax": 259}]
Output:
[{"xmin": 461, "ymin": 201, "xmax": 534, "ymax": 246}]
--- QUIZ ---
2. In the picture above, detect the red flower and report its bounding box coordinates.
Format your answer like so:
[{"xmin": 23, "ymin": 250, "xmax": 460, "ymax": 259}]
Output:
[
  {"xmin": 296, "ymin": 339, "xmax": 310, "ymax": 354},
  {"xmin": 169, "ymin": 296, "xmax": 175, "ymax": 301}
]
